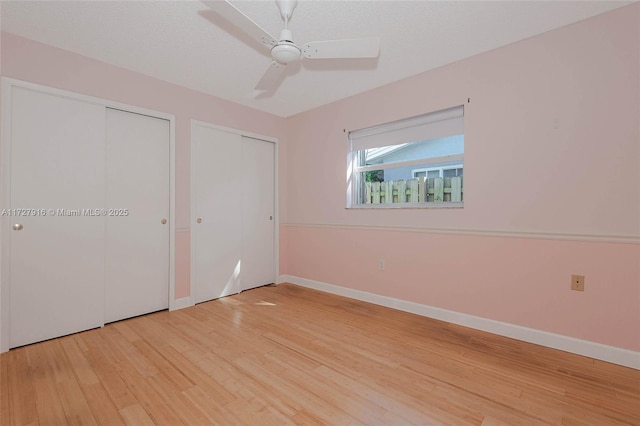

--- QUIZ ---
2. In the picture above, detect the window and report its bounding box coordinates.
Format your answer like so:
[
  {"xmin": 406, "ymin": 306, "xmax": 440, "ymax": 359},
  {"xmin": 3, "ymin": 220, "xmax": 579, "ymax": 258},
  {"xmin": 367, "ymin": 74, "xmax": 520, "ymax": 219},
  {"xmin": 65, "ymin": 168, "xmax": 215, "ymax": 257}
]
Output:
[
  {"xmin": 412, "ymin": 166, "xmax": 463, "ymax": 179},
  {"xmin": 347, "ymin": 105, "xmax": 464, "ymax": 207}
]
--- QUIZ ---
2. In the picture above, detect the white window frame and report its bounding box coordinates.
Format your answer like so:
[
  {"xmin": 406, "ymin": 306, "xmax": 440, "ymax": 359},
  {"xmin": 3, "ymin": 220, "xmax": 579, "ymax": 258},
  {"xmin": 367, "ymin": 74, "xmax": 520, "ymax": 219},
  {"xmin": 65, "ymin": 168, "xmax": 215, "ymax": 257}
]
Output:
[{"xmin": 346, "ymin": 105, "xmax": 464, "ymax": 209}]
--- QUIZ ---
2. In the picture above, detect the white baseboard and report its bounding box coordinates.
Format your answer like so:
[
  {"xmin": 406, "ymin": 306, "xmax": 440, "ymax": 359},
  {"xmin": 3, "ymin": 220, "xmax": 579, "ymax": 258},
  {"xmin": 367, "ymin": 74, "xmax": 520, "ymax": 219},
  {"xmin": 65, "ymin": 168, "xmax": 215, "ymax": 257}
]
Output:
[
  {"xmin": 171, "ymin": 296, "xmax": 194, "ymax": 311},
  {"xmin": 277, "ymin": 275, "xmax": 640, "ymax": 370}
]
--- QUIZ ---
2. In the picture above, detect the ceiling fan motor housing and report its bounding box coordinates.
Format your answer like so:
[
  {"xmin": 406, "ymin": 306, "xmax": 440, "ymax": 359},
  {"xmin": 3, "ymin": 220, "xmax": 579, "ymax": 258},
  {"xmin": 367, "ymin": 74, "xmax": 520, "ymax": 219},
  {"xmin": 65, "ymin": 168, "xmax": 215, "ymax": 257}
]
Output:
[
  {"xmin": 271, "ymin": 42, "xmax": 301, "ymax": 64},
  {"xmin": 272, "ymin": 28, "xmax": 300, "ymax": 64}
]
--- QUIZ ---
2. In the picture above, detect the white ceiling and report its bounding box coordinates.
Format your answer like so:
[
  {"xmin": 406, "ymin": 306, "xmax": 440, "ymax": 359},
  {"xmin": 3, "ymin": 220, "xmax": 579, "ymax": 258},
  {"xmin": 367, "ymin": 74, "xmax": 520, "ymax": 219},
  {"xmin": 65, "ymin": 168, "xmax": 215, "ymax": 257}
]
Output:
[{"xmin": 1, "ymin": 1, "xmax": 633, "ymax": 117}]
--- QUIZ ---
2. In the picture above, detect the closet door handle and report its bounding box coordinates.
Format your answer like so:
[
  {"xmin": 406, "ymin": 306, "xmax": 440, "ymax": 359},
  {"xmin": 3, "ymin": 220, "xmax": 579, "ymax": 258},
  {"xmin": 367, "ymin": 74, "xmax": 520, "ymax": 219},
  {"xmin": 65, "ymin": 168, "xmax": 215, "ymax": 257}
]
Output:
[
  {"xmin": 12, "ymin": 223, "xmax": 23, "ymax": 231},
  {"xmin": 197, "ymin": 218, "xmax": 202, "ymax": 224},
  {"xmin": 161, "ymin": 219, "xmax": 167, "ymax": 225}
]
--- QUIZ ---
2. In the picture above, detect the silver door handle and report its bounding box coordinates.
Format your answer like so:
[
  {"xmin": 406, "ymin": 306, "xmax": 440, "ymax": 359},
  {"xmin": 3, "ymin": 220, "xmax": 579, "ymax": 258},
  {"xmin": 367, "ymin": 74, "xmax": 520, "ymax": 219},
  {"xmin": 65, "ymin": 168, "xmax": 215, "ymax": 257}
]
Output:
[
  {"xmin": 161, "ymin": 218, "xmax": 167, "ymax": 224},
  {"xmin": 12, "ymin": 223, "xmax": 23, "ymax": 231},
  {"xmin": 197, "ymin": 218, "xmax": 202, "ymax": 224}
]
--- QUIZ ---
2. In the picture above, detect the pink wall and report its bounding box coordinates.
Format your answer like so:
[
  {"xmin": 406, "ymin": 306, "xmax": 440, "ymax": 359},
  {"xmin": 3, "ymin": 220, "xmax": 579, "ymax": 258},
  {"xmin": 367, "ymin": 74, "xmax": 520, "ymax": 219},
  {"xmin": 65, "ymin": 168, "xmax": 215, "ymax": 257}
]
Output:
[
  {"xmin": 0, "ymin": 32, "xmax": 287, "ymax": 299},
  {"xmin": 175, "ymin": 231, "xmax": 191, "ymax": 300},
  {"xmin": 282, "ymin": 5, "xmax": 640, "ymax": 351}
]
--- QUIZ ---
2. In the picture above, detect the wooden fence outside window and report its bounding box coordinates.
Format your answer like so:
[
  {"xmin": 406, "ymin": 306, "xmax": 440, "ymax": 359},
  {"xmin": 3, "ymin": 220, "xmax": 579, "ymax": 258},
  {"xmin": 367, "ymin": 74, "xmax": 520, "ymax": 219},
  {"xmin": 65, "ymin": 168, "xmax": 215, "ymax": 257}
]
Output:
[{"xmin": 363, "ymin": 176, "xmax": 463, "ymax": 204}]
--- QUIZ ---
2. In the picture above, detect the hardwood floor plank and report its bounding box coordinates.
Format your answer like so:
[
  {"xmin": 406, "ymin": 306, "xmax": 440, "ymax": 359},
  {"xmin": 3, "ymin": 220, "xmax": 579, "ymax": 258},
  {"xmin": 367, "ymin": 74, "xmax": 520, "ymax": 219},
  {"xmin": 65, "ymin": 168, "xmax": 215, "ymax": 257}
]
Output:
[
  {"xmin": 234, "ymin": 355, "xmax": 366, "ymax": 425},
  {"xmin": 0, "ymin": 352, "xmax": 10, "ymax": 425},
  {"xmin": 55, "ymin": 380, "xmax": 98, "ymax": 426},
  {"xmin": 145, "ymin": 376, "xmax": 212, "ymax": 425},
  {"xmin": 111, "ymin": 322, "xmax": 141, "ymax": 343},
  {"xmin": 99, "ymin": 332, "xmax": 185, "ymax": 425},
  {"xmin": 76, "ymin": 331, "xmax": 138, "ymax": 411},
  {"xmin": 181, "ymin": 385, "xmax": 239, "ymax": 424},
  {"xmin": 263, "ymin": 350, "xmax": 387, "ymax": 422},
  {"xmin": 131, "ymin": 339, "xmax": 194, "ymax": 392},
  {"xmin": 79, "ymin": 382, "xmax": 125, "ymax": 426},
  {"xmin": 154, "ymin": 344, "xmax": 238, "ymax": 406},
  {"xmin": 218, "ymin": 362, "xmax": 300, "ymax": 418},
  {"xmin": 26, "ymin": 343, "xmax": 69, "ymax": 426},
  {"xmin": 3, "ymin": 348, "xmax": 39, "ymax": 426},
  {"xmin": 103, "ymin": 329, "xmax": 158, "ymax": 379},
  {"xmin": 2, "ymin": 283, "xmax": 639, "ymax": 425},
  {"xmin": 118, "ymin": 404, "xmax": 154, "ymax": 426},
  {"xmin": 58, "ymin": 336, "xmax": 99, "ymax": 386}
]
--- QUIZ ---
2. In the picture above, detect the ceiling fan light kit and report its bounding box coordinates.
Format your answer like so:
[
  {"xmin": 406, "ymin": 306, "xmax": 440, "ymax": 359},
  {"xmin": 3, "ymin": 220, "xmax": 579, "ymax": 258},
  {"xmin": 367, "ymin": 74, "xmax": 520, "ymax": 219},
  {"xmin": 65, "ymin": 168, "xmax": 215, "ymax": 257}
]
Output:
[{"xmin": 202, "ymin": 0, "xmax": 380, "ymax": 93}]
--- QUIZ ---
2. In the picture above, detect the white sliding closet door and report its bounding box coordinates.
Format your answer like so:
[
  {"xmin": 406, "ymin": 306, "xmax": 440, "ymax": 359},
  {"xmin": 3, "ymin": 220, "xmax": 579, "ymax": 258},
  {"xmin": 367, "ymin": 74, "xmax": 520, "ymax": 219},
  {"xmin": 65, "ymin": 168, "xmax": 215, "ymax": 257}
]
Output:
[
  {"xmin": 193, "ymin": 125, "xmax": 243, "ymax": 302},
  {"xmin": 241, "ymin": 137, "xmax": 275, "ymax": 291},
  {"xmin": 105, "ymin": 108, "xmax": 170, "ymax": 323},
  {"xmin": 192, "ymin": 125, "xmax": 275, "ymax": 303},
  {"xmin": 9, "ymin": 87, "xmax": 106, "ymax": 348}
]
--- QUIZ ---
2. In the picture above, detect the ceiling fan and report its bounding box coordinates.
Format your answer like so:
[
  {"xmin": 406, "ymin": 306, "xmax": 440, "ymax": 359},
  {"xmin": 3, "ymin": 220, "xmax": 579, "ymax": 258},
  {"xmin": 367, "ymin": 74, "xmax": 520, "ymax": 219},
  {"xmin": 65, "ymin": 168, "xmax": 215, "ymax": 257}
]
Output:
[{"xmin": 201, "ymin": 0, "xmax": 380, "ymax": 92}]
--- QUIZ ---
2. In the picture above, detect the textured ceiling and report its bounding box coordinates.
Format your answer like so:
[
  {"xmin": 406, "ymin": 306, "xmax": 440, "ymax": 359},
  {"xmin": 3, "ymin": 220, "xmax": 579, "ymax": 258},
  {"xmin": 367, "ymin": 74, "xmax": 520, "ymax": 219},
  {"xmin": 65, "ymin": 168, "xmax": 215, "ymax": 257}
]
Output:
[{"xmin": 1, "ymin": 1, "xmax": 633, "ymax": 117}]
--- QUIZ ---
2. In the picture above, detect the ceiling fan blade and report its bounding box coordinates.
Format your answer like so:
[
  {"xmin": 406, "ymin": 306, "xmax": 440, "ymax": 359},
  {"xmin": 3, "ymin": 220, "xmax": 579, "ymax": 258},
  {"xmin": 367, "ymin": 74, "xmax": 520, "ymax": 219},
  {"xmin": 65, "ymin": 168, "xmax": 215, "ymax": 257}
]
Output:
[
  {"xmin": 302, "ymin": 37, "xmax": 380, "ymax": 59},
  {"xmin": 201, "ymin": 0, "xmax": 277, "ymax": 49},
  {"xmin": 255, "ymin": 61, "xmax": 286, "ymax": 91}
]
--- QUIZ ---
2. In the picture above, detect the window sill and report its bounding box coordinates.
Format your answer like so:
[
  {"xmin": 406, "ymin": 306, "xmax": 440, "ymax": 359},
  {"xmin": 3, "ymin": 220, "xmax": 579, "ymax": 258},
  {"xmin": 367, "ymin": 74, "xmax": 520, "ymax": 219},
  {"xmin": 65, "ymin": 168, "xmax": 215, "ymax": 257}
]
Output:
[{"xmin": 347, "ymin": 202, "xmax": 463, "ymax": 209}]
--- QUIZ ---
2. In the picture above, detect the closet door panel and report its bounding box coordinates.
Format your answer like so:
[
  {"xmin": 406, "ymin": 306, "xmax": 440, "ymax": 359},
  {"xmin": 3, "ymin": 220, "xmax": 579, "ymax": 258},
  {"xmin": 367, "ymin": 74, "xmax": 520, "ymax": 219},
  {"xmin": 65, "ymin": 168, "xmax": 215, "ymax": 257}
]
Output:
[
  {"xmin": 193, "ymin": 125, "xmax": 243, "ymax": 303},
  {"xmin": 9, "ymin": 87, "xmax": 106, "ymax": 348},
  {"xmin": 241, "ymin": 137, "xmax": 275, "ymax": 291},
  {"xmin": 105, "ymin": 108, "xmax": 170, "ymax": 323}
]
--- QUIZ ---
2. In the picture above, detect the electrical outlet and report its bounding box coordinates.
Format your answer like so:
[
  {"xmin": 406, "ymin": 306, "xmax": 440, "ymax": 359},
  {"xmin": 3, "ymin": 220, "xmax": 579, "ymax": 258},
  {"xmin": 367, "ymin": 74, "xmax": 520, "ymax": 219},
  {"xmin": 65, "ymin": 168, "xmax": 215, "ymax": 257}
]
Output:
[
  {"xmin": 378, "ymin": 260, "xmax": 385, "ymax": 270},
  {"xmin": 571, "ymin": 274, "xmax": 585, "ymax": 292}
]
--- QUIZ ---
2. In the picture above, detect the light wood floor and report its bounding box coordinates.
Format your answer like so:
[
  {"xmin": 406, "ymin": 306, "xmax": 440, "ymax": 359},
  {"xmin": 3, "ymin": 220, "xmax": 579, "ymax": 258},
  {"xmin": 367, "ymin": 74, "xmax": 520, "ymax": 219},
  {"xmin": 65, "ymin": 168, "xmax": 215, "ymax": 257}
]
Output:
[{"xmin": 1, "ymin": 283, "xmax": 639, "ymax": 425}]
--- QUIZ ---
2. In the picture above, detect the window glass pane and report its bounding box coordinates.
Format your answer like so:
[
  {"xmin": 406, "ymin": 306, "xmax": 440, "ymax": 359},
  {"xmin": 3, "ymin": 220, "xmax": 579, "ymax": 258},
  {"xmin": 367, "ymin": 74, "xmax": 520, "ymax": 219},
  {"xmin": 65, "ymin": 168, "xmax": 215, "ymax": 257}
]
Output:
[
  {"xmin": 443, "ymin": 167, "xmax": 464, "ymax": 178},
  {"xmin": 381, "ymin": 162, "xmax": 459, "ymax": 182},
  {"xmin": 357, "ymin": 170, "xmax": 464, "ymax": 205},
  {"xmin": 362, "ymin": 134, "xmax": 463, "ymax": 167}
]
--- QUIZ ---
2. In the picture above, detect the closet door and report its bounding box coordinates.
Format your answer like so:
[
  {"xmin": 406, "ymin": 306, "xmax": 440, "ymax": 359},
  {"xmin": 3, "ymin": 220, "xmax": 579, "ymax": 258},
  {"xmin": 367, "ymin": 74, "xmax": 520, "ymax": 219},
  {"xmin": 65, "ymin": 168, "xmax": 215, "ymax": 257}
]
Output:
[
  {"xmin": 193, "ymin": 125, "xmax": 243, "ymax": 303},
  {"xmin": 9, "ymin": 87, "xmax": 106, "ymax": 348},
  {"xmin": 105, "ymin": 108, "xmax": 170, "ymax": 323},
  {"xmin": 241, "ymin": 137, "xmax": 275, "ymax": 290}
]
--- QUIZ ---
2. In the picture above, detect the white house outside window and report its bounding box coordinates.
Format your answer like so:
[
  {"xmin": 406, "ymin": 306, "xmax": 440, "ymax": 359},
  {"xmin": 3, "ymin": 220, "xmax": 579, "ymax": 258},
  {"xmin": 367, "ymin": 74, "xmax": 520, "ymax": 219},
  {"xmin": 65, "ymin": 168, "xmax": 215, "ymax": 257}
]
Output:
[{"xmin": 347, "ymin": 105, "xmax": 464, "ymax": 208}]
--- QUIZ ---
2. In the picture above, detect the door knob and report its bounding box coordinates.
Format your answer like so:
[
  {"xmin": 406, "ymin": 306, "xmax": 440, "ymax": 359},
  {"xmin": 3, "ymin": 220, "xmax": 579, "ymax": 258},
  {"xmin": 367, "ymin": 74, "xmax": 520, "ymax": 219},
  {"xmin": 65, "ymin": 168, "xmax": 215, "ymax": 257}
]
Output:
[
  {"xmin": 12, "ymin": 223, "xmax": 23, "ymax": 231},
  {"xmin": 269, "ymin": 216, "xmax": 273, "ymax": 220},
  {"xmin": 197, "ymin": 218, "xmax": 202, "ymax": 223},
  {"xmin": 161, "ymin": 219, "xmax": 167, "ymax": 224}
]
